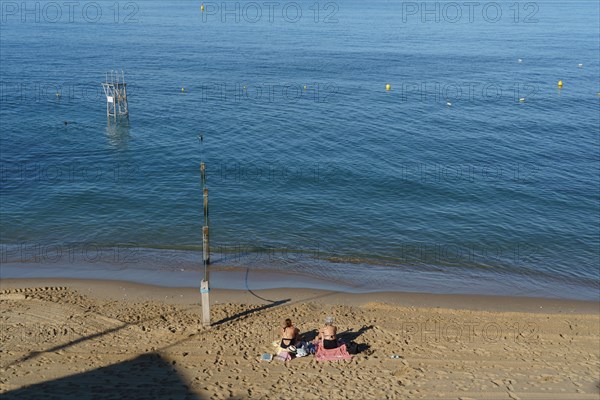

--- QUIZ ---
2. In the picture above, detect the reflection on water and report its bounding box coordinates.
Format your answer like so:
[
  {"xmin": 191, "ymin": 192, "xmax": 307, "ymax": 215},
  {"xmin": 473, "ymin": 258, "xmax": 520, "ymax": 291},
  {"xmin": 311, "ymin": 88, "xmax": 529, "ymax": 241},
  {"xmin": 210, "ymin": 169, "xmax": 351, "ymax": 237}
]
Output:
[{"xmin": 105, "ymin": 117, "xmax": 130, "ymax": 150}]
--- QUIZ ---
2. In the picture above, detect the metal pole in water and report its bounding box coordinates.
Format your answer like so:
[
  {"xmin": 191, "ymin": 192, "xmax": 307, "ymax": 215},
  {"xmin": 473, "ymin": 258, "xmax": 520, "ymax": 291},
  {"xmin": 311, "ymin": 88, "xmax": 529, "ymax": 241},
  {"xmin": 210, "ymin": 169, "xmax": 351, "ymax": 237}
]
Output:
[
  {"xmin": 200, "ymin": 159, "xmax": 211, "ymax": 327},
  {"xmin": 203, "ymin": 187, "xmax": 209, "ymax": 227},
  {"xmin": 202, "ymin": 226, "xmax": 210, "ymax": 271}
]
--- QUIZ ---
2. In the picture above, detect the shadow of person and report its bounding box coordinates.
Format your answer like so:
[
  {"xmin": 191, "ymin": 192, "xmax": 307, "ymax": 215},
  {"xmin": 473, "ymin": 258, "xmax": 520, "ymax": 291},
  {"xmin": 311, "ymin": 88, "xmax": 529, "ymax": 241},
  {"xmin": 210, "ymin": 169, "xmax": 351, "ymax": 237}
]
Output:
[
  {"xmin": 338, "ymin": 324, "xmax": 374, "ymax": 342},
  {"xmin": 298, "ymin": 329, "xmax": 319, "ymax": 342}
]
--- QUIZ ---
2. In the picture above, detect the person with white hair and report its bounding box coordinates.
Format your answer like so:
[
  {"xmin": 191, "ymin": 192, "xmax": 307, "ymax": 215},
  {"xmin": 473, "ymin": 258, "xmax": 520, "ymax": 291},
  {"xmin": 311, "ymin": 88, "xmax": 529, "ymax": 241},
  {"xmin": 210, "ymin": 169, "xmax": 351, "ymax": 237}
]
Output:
[{"xmin": 318, "ymin": 316, "xmax": 338, "ymax": 349}]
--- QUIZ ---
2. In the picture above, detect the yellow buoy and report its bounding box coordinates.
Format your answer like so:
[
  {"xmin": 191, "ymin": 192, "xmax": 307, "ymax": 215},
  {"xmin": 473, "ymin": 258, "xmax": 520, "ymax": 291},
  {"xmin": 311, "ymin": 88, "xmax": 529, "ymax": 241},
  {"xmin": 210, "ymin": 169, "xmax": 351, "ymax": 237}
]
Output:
[
  {"xmin": 55, "ymin": 92, "xmax": 61, "ymax": 97},
  {"xmin": 557, "ymin": 80, "xmax": 563, "ymax": 88},
  {"xmin": 181, "ymin": 87, "xmax": 185, "ymax": 92},
  {"xmin": 385, "ymin": 83, "xmax": 391, "ymax": 91},
  {"xmin": 201, "ymin": 4, "xmax": 204, "ymax": 11},
  {"xmin": 303, "ymin": 85, "xmax": 307, "ymax": 90}
]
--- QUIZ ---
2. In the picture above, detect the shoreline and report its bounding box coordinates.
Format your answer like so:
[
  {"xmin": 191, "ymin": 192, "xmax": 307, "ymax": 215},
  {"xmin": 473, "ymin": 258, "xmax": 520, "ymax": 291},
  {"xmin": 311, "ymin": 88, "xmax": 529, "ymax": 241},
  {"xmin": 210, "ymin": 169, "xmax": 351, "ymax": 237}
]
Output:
[
  {"xmin": 2, "ymin": 244, "xmax": 598, "ymax": 301},
  {"xmin": 1, "ymin": 277, "xmax": 598, "ymax": 314},
  {"xmin": 2, "ymin": 256, "xmax": 599, "ymax": 302}
]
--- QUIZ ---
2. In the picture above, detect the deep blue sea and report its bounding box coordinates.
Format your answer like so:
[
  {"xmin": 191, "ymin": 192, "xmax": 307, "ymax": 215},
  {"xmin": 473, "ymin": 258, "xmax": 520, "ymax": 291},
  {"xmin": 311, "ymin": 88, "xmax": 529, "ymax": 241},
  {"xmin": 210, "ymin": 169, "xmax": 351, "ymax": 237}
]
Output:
[{"xmin": 1, "ymin": 1, "xmax": 599, "ymax": 300}]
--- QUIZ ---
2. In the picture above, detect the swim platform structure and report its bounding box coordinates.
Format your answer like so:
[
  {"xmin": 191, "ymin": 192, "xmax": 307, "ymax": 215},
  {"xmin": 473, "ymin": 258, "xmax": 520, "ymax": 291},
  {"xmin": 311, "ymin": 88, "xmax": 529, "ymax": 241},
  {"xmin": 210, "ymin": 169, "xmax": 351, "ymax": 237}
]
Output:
[{"xmin": 102, "ymin": 70, "xmax": 129, "ymax": 119}]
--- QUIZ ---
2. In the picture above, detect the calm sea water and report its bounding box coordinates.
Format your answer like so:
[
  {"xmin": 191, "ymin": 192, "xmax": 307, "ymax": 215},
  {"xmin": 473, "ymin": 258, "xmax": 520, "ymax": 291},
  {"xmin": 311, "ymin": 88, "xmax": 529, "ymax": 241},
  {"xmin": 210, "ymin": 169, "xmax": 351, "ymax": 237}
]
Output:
[{"xmin": 1, "ymin": 1, "xmax": 599, "ymax": 300}]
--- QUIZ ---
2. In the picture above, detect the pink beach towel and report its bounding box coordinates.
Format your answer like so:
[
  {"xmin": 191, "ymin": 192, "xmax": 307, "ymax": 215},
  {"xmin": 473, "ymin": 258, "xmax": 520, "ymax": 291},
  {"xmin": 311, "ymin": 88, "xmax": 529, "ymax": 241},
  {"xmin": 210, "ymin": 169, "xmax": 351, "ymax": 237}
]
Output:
[{"xmin": 315, "ymin": 342, "xmax": 352, "ymax": 362}]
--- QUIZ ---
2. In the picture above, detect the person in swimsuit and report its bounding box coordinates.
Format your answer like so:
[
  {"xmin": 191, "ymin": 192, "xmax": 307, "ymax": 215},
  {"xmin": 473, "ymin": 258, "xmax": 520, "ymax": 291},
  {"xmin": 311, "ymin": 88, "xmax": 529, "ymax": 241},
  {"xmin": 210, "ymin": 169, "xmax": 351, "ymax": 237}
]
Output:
[
  {"xmin": 318, "ymin": 316, "xmax": 338, "ymax": 349},
  {"xmin": 280, "ymin": 318, "xmax": 299, "ymax": 349}
]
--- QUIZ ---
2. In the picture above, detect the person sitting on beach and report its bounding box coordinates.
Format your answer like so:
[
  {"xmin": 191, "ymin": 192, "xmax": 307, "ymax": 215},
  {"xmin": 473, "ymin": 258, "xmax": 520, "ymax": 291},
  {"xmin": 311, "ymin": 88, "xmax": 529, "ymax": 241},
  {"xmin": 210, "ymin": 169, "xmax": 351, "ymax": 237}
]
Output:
[
  {"xmin": 318, "ymin": 316, "xmax": 338, "ymax": 349},
  {"xmin": 280, "ymin": 318, "xmax": 300, "ymax": 350}
]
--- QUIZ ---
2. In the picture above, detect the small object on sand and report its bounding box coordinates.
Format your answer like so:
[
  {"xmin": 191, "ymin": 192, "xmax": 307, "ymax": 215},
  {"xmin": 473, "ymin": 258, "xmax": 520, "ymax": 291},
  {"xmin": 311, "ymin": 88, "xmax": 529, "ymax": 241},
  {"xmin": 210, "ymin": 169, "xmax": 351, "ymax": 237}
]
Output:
[
  {"xmin": 260, "ymin": 353, "xmax": 273, "ymax": 362},
  {"xmin": 390, "ymin": 354, "xmax": 402, "ymax": 359},
  {"xmin": 274, "ymin": 352, "xmax": 291, "ymax": 362}
]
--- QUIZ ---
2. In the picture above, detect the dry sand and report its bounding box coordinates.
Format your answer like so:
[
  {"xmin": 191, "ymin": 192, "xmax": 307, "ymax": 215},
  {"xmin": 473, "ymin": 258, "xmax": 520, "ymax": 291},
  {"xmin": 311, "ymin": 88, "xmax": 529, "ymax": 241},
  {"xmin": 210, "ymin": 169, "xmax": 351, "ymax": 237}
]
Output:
[{"xmin": 0, "ymin": 278, "xmax": 598, "ymax": 399}]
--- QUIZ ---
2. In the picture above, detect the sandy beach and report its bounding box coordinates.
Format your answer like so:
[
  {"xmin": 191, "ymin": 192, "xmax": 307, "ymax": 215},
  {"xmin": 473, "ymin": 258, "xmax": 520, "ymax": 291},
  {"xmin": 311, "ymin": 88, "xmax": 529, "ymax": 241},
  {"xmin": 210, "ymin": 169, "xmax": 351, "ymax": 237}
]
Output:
[{"xmin": 0, "ymin": 278, "xmax": 598, "ymax": 399}]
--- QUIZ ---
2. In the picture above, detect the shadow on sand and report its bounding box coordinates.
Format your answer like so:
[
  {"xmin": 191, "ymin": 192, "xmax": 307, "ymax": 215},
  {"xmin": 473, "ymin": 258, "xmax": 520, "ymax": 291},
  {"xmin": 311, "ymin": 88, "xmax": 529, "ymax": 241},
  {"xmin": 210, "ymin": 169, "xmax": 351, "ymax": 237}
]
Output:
[
  {"xmin": 3, "ymin": 271, "xmax": 372, "ymax": 399},
  {"xmin": 211, "ymin": 298, "xmax": 291, "ymax": 327},
  {"xmin": 2, "ymin": 352, "xmax": 204, "ymax": 400},
  {"xmin": 299, "ymin": 329, "xmax": 319, "ymax": 342},
  {"xmin": 338, "ymin": 325, "xmax": 374, "ymax": 342},
  {"xmin": 206, "ymin": 267, "xmax": 292, "ymax": 327},
  {"xmin": 339, "ymin": 325, "xmax": 373, "ymax": 353}
]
